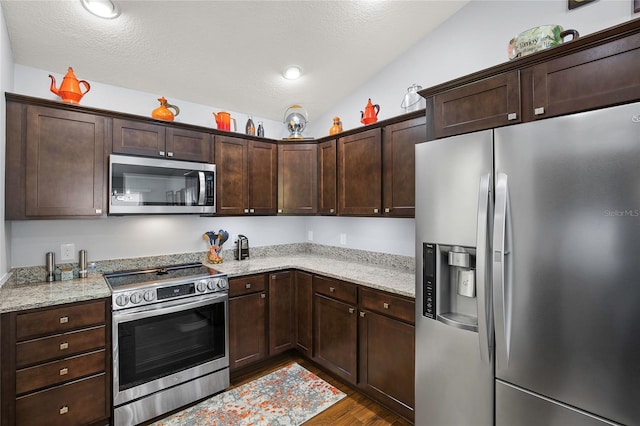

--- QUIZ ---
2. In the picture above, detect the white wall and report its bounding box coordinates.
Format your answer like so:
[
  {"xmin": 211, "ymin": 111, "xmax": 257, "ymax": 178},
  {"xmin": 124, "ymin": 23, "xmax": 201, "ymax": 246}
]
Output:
[
  {"xmin": 7, "ymin": 0, "xmax": 638, "ymax": 267},
  {"xmin": 307, "ymin": 0, "xmax": 637, "ymax": 136},
  {"xmin": 1, "ymin": 3, "xmax": 14, "ymax": 277}
]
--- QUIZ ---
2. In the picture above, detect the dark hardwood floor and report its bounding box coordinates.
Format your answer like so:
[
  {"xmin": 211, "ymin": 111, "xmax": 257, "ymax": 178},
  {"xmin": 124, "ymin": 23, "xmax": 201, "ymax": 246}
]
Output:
[{"xmin": 230, "ymin": 353, "xmax": 414, "ymax": 426}]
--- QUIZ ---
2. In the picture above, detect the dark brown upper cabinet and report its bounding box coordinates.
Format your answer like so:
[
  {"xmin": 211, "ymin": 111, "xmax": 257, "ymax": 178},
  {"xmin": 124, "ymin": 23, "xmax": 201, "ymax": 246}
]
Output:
[{"xmin": 278, "ymin": 143, "xmax": 318, "ymax": 215}]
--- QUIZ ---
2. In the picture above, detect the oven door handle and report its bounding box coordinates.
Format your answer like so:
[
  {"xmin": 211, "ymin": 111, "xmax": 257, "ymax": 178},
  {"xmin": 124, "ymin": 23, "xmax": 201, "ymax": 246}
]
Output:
[{"xmin": 113, "ymin": 292, "xmax": 228, "ymax": 323}]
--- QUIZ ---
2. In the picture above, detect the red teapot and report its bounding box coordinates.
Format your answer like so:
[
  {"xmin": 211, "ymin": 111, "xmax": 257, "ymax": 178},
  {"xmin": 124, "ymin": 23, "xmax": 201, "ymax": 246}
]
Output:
[
  {"xmin": 360, "ymin": 98, "xmax": 380, "ymax": 125},
  {"xmin": 49, "ymin": 67, "xmax": 90, "ymax": 104}
]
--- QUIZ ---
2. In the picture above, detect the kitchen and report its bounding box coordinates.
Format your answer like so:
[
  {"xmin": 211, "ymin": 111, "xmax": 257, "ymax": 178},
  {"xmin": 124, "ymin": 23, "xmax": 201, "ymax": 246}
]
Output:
[{"xmin": 0, "ymin": 1, "xmax": 638, "ymax": 426}]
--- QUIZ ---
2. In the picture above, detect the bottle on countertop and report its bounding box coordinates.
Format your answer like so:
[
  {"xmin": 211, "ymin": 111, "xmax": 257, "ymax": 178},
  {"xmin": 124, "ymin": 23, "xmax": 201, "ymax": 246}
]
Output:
[
  {"xmin": 257, "ymin": 121, "xmax": 264, "ymax": 137},
  {"xmin": 245, "ymin": 116, "xmax": 255, "ymax": 136}
]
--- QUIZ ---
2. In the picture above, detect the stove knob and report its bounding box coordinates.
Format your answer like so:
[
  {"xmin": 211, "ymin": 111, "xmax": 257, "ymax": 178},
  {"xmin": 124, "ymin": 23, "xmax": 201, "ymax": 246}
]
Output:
[
  {"xmin": 115, "ymin": 294, "xmax": 129, "ymax": 307},
  {"xmin": 143, "ymin": 290, "xmax": 155, "ymax": 302},
  {"xmin": 130, "ymin": 292, "xmax": 142, "ymax": 304},
  {"xmin": 207, "ymin": 280, "xmax": 216, "ymax": 291},
  {"xmin": 216, "ymin": 278, "xmax": 228, "ymax": 290},
  {"xmin": 196, "ymin": 280, "xmax": 207, "ymax": 293}
]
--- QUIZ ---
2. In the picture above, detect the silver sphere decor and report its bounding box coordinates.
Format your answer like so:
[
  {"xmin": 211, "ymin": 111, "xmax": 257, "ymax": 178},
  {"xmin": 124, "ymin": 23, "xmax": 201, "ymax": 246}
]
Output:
[{"xmin": 283, "ymin": 104, "xmax": 308, "ymax": 139}]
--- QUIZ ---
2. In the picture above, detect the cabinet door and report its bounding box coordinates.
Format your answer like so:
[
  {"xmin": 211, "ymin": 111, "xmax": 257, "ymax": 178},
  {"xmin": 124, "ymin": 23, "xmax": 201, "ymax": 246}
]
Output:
[
  {"xmin": 268, "ymin": 271, "xmax": 294, "ymax": 355},
  {"xmin": 383, "ymin": 116, "xmax": 426, "ymax": 217},
  {"xmin": 215, "ymin": 135, "xmax": 247, "ymax": 215},
  {"xmin": 24, "ymin": 106, "xmax": 106, "ymax": 217},
  {"xmin": 338, "ymin": 129, "xmax": 382, "ymax": 216},
  {"xmin": 313, "ymin": 293, "xmax": 358, "ymax": 384},
  {"xmin": 295, "ymin": 271, "xmax": 313, "ymax": 358},
  {"xmin": 359, "ymin": 309, "xmax": 415, "ymax": 421},
  {"xmin": 166, "ymin": 127, "xmax": 213, "ymax": 162},
  {"xmin": 112, "ymin": 118, "xmax": 166, "ymax": 158},
  {"xmin": 278, "ymin": 143, "xmax": 318, "ymax": 214},
  {"xmin": 248, "ymin": 140, "xmax": 277, "ymax": 215},
  {"xmin": 434, "ymin": 70, "xmax": 521, "ymax": 138},
  {"xmin": 229, "ymin": 291, "xmax": 267, "ymax": 370},
  {"xmin": 530, "ymin": 32, "xmax": 640, "ymax": 120},
  {"xmin": 318, "ymin": 140, "xmax": 337, "ymax": 215}
]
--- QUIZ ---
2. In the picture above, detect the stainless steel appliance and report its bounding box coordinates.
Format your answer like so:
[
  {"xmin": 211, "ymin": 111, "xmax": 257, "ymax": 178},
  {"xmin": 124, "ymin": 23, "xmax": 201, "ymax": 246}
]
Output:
[
  {"xmin": 106, "ymin": 263, "xmax": 229, "ymax": 426},
  {"xmin": 415, "ymin": 101, "xmax": 640, "ymax": 426},
  {"xmin": 234, "ymin": 234, "xmax": 249, "ymax": 260},
  {"xmin": 109, "ymin": 154, "xmax": 216, "ymax": 215}
]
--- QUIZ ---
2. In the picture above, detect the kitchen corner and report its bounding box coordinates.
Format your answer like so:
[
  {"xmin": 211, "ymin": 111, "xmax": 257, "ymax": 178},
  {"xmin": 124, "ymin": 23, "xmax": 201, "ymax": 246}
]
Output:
[{"xmin": 0, "ymin": 242, "xmax": 415, "ymax": 314}]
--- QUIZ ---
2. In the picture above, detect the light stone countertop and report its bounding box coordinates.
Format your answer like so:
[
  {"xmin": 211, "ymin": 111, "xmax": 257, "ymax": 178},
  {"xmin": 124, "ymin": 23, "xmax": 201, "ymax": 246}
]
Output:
[
  {"xmin": 0, "ymin": 245, "xmax": 415, "ymax": 313},
  {"xmin": 213, "ymin": 254, "xmax": 415, "ymax": 299}
]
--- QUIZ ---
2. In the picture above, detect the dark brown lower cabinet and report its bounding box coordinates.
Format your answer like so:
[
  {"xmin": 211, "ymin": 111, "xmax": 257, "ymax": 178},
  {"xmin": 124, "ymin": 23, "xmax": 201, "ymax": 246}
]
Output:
[
  {"xmin": 268, "ymin": 271, "xmax": 294, "ymax": 355},
  {"xmin": 359, "ymin": 309, "xmax": 415, "ymax": 421},
  {"xmin": 294, "ymin": 271, "xmax": 313, "ymax": 358},
  {"xmin": 228, "ymin": 274, "xmax": 267, "ymax": 370},
  {"xmin": 313, "ymin": 293, "xmax": 358, "ymax": 385}
]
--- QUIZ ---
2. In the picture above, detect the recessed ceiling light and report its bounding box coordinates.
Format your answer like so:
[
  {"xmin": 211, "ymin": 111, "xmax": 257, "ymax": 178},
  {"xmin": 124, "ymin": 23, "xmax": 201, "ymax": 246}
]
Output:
[
  {"xmin": 81, "ymin": 0, "xmax": 120, "ymax": 19},
  {"xmin": 283, "ymin": 66, "xmax": 302, "ymax": 80}
]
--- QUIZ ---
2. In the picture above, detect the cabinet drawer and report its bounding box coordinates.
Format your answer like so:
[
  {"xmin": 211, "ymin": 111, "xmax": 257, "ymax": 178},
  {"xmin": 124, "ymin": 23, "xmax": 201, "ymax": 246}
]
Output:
[
  {"xmin": 313, "ymin": 275, "xmax": 357, "ymax": 305},
  {"xmin": 16, "ymin": 325, "xmax": 106, "ymax": 368},
  {"xmin": 360, "ymin": 287, "xmax": 415, "ymax": 325},
  {"xmin": 16, "ymin": 373, "xmax": 107, "ymax": 426},
  {"xmin": 16, "ymin": 349, "xmax": 105, "ymax": 395},
  {"xmin": 16, "ymin": 300, "xmax": 105, "ymax": 340},
  {"xmin": 229, "ymin": 274, "xmax": 266, "ymax": 297}
]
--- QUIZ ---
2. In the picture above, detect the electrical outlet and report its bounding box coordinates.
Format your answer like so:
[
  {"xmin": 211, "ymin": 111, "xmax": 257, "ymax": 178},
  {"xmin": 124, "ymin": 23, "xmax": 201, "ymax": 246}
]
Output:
[
  {"xmin": 60, "ymin": 243, "xmax": 75, "ymax": 261},
  {"xmin": 307, "ymin": 230, "xmax": 313, "ymax": 241},
  {"xmin": 340, "ymin": 233, "xmax": 347, "ymax": 245}
]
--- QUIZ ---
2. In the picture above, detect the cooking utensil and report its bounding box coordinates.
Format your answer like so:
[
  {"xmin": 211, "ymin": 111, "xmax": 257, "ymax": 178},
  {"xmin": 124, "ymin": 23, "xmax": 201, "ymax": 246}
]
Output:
[{"xmin": 217, "ymin": 229, "xmax": 229, "ymax": 247}]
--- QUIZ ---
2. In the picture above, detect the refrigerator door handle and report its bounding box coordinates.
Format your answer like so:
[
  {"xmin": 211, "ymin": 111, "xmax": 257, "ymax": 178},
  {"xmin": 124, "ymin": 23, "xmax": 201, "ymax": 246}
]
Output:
[
  {"xmin": 476, "ymin": 173, "xmax": 493, "ymax": 364},
  {"xmin": 493, "ymin": 172, "xmax": 513, "ymax": 367}
]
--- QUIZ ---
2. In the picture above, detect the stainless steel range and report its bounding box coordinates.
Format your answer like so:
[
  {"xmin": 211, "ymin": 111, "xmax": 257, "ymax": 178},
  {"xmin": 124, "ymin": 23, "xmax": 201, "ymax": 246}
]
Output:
[{"xmin": 105, "ymin": 263, "xmax": 229, "ymax": 426}]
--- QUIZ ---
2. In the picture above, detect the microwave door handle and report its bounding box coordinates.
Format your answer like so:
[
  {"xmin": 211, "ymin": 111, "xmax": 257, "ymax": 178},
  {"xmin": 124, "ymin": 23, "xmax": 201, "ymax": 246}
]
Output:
[{"xmin": 198, "ymin": 171, "xmax": 206, "ymax": 205}]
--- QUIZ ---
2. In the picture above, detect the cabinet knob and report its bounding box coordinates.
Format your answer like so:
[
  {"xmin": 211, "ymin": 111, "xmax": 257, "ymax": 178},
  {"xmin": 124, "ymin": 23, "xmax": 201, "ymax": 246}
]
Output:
[
  {"xmin": 95, "ymin": 209, "xmax": 102, "ymax": 215},
  {"xmin": 507, "ymin": 112, "xmax": 517, "ymax": 121},
  {"xmin": 260, "ymin": 293, "xmax": 266, "ymax": 299},
  {"xmin": 360, "ymin": 311, "xmax": 366, "ymax": 318},
  {"xmin": 167, "ymin": 151, "xmax": 174, "ymax": 157},
  {"xmin": 385, "ymin": 208, "xmax": 390, "ymax": 213},
  {"xmin": 244, "ymin": 209, "xmax": 249, "ymax": 213},
  {"xmin": 59, "ymin": 342, "xmax": 69, "ymax": 350},
  {"xmin": 348, "ymin": 307, "xmax": 355, "ymax": 314},
  {"xmin": 329, "ymin": 286, "xmax": 336, "ymax": 293},
  {"xmin": 59, "ymin": 406, "xmax": 69, "ymax": 415},
  {"xmin": 159, "ymin": 151, "xmax": 165, "ymax": 156},
  {"xmin": 59, "ymin": 367, "xmax": 68, "ymax": 376},
  {"xmin": 534, "ymin": 107, "xmax": 545, "ymax": 116},
  {"xmin": 278, "ymin": 209, "xmax": 283, "ymax": 213},
  {"xmin": 245, "ymin": 283, "xmax": 252, "ymax": 289},
  {"xmin": 330, "ymin": 208, "xmax": 335, "ymax": 213},
  {"xmin": 373, "ymin": 208, "xmax": 379, "ymax": 213},
  {"xmin": 383, "ymin": 302, "xmax": 390, "ymax": 309},
  {"xmin": 249, "ymin": 208, "xmax": 255, "ymax": 213},
  {"xmin": 59, "ymin": 316, "xmax": 69, "ymax": 324},
  {"xmin": 271, "ymin": 275, "xmax": 276, "ymax": 279}
]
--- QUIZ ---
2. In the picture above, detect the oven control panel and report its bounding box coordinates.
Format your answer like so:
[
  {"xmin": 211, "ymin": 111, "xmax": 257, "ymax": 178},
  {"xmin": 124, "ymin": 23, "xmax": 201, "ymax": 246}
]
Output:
[{"xmin": 113, "ymin": 276, "xmax": 229, "ymax": 310}]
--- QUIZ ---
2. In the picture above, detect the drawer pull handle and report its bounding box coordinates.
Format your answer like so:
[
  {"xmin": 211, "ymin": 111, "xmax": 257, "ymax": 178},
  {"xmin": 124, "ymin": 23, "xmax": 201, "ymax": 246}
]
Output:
[
  {"xmin": 360, "ymin": 311, "xmax": 366, "ymax": 318},
  {"xmin": 59, "ymin": 367, "xmax": 68, "ymax": 376},
  {"xmin": 60, "ymin": 342, "xmax": 69, "ymax": 350},
  {"xmin": 373, "ymin": 208, "xmax": 379, "ymax": 213},
  {"xmin": 348, "ymin": 307, "xmax": 355, "ymax": 314},
  {"xmin": 245, "ymin": 283, "xmax": 252, "ymax": 289},
  {"xmin": 383, "ymin": 303, "xmax": 390, "ymax": 309},
  {"xmin": 507, "ymin": 112, "xmax": 517, "ymax": 121},
  {"xmin": 59, "ymin": 316, "xmax": 69, "ymax": 324},
  {"xmin": 534, "ymin": 107, "xmax": 545, "ymax": 116},
  {"xmin": 59, "ymin": 406, "xmax": 69, "ymax": 415},
  {"xmin": 329, "ymin": 287, "xmax": 336, "ymax": 293}
]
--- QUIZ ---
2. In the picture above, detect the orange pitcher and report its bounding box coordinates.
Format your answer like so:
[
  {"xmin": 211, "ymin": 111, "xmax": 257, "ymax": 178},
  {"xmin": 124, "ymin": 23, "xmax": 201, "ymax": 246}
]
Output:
[
  {"xmin": 49, "ymin": 67, "xmax": 90, "ymax": 104},
  {"xmin": 360, "ymin": 98, "xmax": 380, "ymax": 125},
  {"xmin": 151, "ymin": 97, "xmax": 180, "ymax": 121},
  {"xmin": 213, "ymin": 111, "xmax": 237, "ymax": 132}
]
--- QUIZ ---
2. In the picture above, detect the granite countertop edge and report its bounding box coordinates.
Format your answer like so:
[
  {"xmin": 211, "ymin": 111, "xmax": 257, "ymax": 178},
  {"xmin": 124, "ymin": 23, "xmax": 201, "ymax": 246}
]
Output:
[{"xmin": 0, "ymin": 253, "xmax": 416, "ymax": 313}]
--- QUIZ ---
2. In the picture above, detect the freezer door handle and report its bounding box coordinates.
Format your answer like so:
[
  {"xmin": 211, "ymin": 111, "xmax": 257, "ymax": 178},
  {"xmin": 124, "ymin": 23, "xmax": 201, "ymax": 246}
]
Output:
[
  {"xmin": 476, "ymin": 173, "xmax": 493, "ymax": 364},
  {"xmin": 493, "ymin": 172, "xmax": 513, "ymax": 367}
]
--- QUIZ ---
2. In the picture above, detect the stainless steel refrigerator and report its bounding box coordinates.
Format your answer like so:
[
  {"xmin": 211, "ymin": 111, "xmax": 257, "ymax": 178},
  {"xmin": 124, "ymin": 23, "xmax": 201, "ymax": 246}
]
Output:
[{"xmin": 415, "ymin": 101, "xmax": 640, "ymax": 426}]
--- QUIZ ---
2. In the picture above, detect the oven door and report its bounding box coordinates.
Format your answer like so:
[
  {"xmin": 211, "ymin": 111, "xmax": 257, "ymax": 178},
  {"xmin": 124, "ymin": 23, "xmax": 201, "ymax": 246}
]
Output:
[{"xmin": 113, "ymin": 292, "xmax": 228, "ymax": 406}]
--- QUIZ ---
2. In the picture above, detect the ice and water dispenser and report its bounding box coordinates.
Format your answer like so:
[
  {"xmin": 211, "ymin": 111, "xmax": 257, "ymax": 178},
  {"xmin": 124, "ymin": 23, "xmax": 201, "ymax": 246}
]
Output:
[{"xmin": 423, "ymin": 243, "xmax": 479, "ymax": 332}]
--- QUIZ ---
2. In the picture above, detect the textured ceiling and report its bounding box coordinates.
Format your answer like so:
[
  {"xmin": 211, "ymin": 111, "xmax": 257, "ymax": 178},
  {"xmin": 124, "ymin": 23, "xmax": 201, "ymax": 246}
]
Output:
[{"xmin": 1, "ymin": 0, "xmax": 468, "ymax": 121}]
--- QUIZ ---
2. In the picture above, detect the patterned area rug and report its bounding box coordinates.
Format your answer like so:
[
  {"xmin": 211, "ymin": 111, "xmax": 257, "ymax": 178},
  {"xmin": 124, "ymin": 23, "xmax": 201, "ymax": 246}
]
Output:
[{"xmin": 153, "ymin": 363, "xmax": 346, "ymax": 425}]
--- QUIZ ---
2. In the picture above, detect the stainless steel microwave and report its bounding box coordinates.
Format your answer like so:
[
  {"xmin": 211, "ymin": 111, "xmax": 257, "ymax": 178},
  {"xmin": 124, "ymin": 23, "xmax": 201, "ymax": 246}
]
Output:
[{"xmin": 109, "ymin": 154, "xmax": 216, "ymax": 215}]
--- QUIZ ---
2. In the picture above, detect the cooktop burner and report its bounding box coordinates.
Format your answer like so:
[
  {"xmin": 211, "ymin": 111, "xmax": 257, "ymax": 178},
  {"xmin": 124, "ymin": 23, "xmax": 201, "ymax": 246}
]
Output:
[
  {"xmin": 105, "ymin": 263, "xmax": 219, "ymax": 289},
  {"xmin": 105, "ymin": 263, "xmax": 228, "ymax": 310}
]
